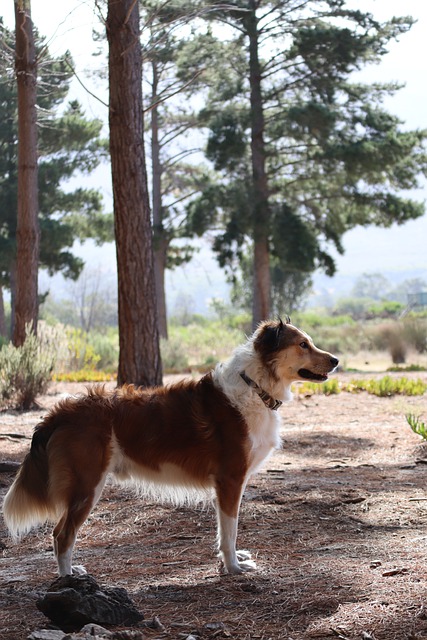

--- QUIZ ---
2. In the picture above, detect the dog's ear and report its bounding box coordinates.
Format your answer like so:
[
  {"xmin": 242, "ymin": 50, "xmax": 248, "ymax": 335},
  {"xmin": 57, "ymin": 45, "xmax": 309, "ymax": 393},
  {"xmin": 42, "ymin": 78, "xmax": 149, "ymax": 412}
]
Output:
[{"xmin": 255, "ymin": 319, "xmax": 287, "ymax": 354}]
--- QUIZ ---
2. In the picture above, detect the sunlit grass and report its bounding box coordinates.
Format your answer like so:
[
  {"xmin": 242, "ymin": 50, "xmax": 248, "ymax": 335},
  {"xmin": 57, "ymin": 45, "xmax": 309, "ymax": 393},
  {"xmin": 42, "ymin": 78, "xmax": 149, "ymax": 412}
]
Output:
[
  {"xmin": 406, "ymin": 413, "xmax": 427, "ymax": 440},
  {"xmin": 297, "ymin": 375, "xmax": 426, "ymax": 397}
]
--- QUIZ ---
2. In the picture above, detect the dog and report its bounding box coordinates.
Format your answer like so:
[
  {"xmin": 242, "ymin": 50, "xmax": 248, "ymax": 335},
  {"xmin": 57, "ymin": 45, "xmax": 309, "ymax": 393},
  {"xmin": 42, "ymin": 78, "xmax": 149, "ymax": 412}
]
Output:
[{"xmin": 3, "ymin": 318, "xmax": 338, "ymax": 576}]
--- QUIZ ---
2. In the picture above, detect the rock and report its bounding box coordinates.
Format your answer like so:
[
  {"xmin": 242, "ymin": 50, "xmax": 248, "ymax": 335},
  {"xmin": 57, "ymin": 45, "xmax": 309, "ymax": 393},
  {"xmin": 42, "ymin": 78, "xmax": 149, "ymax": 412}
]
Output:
[
  {"xmin": 78, "ymin": 623, "xmax": 111, "ymax": 636},
  {"xmin": 36, "ymin": 574, "xmax": 144, "ymax": 632},
  {"xmin": 27, "ymin": 631, "xmax": 67, "ymax": 640}
]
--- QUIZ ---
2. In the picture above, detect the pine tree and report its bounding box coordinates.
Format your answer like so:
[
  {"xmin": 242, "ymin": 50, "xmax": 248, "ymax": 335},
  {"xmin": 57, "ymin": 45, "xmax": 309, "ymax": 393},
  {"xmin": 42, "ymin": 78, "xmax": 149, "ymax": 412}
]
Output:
[
  {"xmin": 185, "ymin": 1, "xmax": 427, "ymax": 327},
  {"xmin": 13, "ymin": 0, "xmax": 39, "ymax": 346},
  {"xmin": 0, "ymin": 19, "xmax": 111, "ymax": 336},
  {"xmin": 107, "ymin": 0, "xmax": 162, "ymax": 386}
]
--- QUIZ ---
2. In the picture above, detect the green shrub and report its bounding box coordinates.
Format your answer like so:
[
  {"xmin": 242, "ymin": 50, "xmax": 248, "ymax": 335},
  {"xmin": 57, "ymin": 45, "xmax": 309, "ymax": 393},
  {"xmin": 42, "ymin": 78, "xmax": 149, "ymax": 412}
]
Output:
[
  {"xmin": 87, "ymin": 329, "xmax": 119, "ymax": 371},
  {"xmin": 64, "ymin": 327, "xmax": 101, "ymax": 371},
  {"xmin": 0, "ymin": 324, "xmax": 57, "ymax": 410},
  {"xmin": 387, "ymin": 364, "xmax": 426, "ymax": 372},
  {"xmin": 406, "ymin": 414, "xmax": 427, "ymax": 440},
  {"xmin": 403, "ymin": 317, "xmax": 427, "ymax": 353},
  {"xmin": 366, "ymin": 300, "xmax": 405, "ymax": 318},
  {"xmin": 298, "ymin": 378, "xmax": 341, "ymax": 395},
  {"xmin": 296, "ymin": 376, "xmax": 426, "ymax": 398},
  {"xmin": 161, "ymin": 337, "xmax": 190, "ymax": 373},
  {"xmin": 348, "ymin": 376, "xmax": 426, "ymax": 397},
  {"xmin": 168, "ymin": 322, "xmax": 242, "ymax": 368}
]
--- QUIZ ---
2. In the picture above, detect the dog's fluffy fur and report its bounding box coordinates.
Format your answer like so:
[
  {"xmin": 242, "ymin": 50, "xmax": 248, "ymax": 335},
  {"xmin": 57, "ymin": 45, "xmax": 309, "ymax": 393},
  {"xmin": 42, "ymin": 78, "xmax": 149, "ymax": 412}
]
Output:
[{"xmin": 3, "ymin": 319, "xmax": 338, "ymax": 576}]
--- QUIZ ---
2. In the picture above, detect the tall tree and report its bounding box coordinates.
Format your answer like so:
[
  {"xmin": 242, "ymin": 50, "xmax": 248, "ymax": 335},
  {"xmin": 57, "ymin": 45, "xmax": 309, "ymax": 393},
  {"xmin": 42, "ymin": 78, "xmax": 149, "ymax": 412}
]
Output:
[
  {"xmin": 107, "ymin": 0, "xmax": 162, "ymax": 386},
  {"xmin": 186, "ymin": 1, "xmax": 427, "ymax": 327},
  {"xmin": 141, "ymin": 3, "xmax": 209, "ymax": 338},
  {"xmin": 13, "ymin": 0, "xmax": 39, "ymax": 346},
  {"xmin": 0, "ymin": 21, "xmax": 111, "ymax": 336}
]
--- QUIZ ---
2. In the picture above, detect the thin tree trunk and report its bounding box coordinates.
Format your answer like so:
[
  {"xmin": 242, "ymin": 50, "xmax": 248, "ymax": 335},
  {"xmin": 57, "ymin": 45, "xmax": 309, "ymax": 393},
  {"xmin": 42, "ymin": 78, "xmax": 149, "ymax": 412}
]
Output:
[
  {"xmin": 246, "ymin": 2, "xmax": 271, "ymax": 330},
  {"xmin": 13, "ymin": 0, "xmax": 39, "ymax": 346},
  {"xmin": 107, "ymin": 0, "xmax": 162, "ymax": 387},
  {"xmin": 0, "ymin": 286, "xmax": 7, "ymax": 338},
  {"xmin": 151, "ymin": 60, "xmax": 168, "ymax": 339}
]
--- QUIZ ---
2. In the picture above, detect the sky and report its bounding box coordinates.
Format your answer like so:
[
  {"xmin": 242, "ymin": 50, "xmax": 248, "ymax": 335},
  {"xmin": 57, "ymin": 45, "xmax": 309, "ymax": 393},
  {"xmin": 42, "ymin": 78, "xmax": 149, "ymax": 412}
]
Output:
[{"xmin": 2, "ymin": 0, "xmax": 427, "ymax": 308}]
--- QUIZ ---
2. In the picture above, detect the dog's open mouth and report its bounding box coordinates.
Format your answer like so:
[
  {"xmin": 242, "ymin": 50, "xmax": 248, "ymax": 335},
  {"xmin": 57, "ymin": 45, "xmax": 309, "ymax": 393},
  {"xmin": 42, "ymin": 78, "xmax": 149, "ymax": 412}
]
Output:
[{"xmin": 298, "ymin": 368, "xmax": 329, "ymax": 382}]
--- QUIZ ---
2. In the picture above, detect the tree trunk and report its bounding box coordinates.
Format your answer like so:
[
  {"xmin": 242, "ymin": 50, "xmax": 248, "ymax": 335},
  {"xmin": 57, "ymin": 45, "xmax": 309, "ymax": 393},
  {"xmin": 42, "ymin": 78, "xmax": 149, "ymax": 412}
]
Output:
[
  {"xmin": 13, "ymin": 0, "xmax": 39, "ymax": 346},
  {"xmin": 107, "ymin": 0, "xmax": 162, "ymax": 387},
  {"xmin": 0, "ymin": 285, "xmax": 7, "ymax": 338},
  {"xmin": 151, "ymin": 60, "xmax": 168, "ymax": 339},
  {"xmin": 246, "ymin": 2, "xmax": 271, "ymax": 330}
]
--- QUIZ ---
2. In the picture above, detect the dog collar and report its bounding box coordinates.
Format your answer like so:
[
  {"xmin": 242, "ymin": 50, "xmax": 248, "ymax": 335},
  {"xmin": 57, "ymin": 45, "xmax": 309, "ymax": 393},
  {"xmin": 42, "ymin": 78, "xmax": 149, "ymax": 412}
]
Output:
[{"xmin": 239, "ymin": 371, "xmax": 283, "ymax": 411}]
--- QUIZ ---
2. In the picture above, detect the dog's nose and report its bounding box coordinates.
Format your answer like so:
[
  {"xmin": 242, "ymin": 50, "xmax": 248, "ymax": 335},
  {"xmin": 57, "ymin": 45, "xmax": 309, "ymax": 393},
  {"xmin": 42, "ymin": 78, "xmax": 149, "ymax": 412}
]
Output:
[{"xmin": 330, "ymin": 356, "xmax": 339, "ymax": 369}]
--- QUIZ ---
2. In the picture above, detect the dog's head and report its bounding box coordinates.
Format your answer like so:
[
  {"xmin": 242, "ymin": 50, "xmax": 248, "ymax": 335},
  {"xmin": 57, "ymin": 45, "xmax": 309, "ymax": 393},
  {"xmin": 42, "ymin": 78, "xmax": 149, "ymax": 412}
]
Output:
[{"xmin": 253, "ymin": 318, "xmax": 339, "ymax": 383}]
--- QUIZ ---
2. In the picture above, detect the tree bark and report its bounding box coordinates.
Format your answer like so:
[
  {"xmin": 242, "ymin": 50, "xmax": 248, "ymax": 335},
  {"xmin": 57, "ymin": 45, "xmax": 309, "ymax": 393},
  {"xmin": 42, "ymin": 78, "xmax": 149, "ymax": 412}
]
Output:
[
  {"xmin": 0, "ymin": 286, "xmax": 7, "ymax": 338},
  {"xmin": 151, "ymin": 60, "xmax": 168, "ymax": 339},
  {"xmin": 107, "ymin": 0, "xmax": 162, "ymax": 387},
  {"xmin": 13, "ymin": 0, "xmax": 39, "ymax": 346},
  {"xmin": 246, "ymin": 2, "xmax": 271, "ymax": 330}
]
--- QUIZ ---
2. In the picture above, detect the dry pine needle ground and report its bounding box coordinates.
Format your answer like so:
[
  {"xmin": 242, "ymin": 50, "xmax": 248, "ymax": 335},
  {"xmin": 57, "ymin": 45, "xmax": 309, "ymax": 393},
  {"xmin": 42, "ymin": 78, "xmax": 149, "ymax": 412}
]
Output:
[{"xmin": 1, "ymin": 374, "xmax": 427, "ymax": 640}]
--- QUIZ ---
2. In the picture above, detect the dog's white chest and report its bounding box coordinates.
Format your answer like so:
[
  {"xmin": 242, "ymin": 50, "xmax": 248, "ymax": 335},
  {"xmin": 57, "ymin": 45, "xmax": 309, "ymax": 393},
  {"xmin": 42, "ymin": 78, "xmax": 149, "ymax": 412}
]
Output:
[{"xmin": 247, "ymin": 411, "xmax": 281, "ymax": 476}]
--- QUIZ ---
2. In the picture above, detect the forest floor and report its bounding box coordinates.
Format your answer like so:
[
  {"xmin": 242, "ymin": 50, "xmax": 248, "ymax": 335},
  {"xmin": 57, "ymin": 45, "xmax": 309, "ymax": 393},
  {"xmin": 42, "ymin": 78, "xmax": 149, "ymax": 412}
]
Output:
[{"xmin": 1, "ymin": 373, "xmax": 427, "ymax": 640}]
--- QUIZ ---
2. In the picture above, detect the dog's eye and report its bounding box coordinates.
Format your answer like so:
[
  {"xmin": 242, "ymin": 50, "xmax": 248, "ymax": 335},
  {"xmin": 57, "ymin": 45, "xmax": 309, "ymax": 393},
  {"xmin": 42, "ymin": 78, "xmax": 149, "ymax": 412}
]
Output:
[{"xmin": 300, "ymin": 341, "xmax": 309, "ymax": 349}]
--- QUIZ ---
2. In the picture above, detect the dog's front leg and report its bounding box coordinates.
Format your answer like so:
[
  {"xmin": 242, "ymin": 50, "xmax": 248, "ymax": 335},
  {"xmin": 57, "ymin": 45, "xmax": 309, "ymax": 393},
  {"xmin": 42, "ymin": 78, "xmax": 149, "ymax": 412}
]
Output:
[{"xmin": 215, "ymin": 479, "xmax": 256, "ymax": 574}]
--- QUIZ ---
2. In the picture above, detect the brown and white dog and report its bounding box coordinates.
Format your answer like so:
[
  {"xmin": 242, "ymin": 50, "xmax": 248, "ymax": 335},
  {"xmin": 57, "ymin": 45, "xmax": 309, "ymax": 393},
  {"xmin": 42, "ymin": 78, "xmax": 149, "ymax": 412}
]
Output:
[{"xmin": 3, "ymin": 318, "xmax": 338, "ymax": 577}]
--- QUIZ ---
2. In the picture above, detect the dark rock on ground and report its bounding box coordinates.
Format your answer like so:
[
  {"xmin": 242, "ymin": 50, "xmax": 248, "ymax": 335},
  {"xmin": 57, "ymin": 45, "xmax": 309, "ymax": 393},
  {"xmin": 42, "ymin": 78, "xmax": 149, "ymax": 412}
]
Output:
[{"xmin": 36, "ymin": 574, "xmax": 144, "ymax": 632}]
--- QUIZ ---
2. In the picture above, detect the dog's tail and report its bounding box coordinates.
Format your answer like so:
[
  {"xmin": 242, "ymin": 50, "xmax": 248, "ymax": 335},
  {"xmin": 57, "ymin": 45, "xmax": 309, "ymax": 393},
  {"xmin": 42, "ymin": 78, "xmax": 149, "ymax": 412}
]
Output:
[{"xmin": 3, "ymin": 415, "xmax": 60, "ymax": 540}]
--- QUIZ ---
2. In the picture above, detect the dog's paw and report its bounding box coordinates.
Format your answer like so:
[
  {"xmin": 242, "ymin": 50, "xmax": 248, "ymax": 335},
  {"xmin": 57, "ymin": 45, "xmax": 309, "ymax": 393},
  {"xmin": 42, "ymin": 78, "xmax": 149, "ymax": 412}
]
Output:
[
  {"xmin": 236, "ymin": 550, "xmax": 257, "ymax": 572},
  {"xmin": 223, "ymin": 550, "xmax": 257, "ymax": 574},
  {"xmin": 71, "ymin": 564, "xmax": 87, "ymax": 576}
]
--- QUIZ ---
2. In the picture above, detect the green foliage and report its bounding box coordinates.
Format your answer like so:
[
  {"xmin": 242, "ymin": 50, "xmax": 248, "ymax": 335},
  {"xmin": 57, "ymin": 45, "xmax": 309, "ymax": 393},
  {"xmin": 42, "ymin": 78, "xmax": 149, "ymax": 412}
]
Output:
[
  {"xmin": 347, "ymin": 376, "xmax": 426, "ymax": 397},
  {"xmin": 388, "ymin": 364, "xmax": 426, "ymax": 373},
  {"xmin": 51, "ymin": 324, "xmax": 118, "ymax": 375},
  {"xmin": 63, "ymin": 327, "xmax": 101, "ymax": 371},
  {"xmin": 366, "ymin": 301, "xmax": 405, "ymax": 319},
  {"xmin": 0, "ymin": 324, "xmax": 57, "ymax": 410},
  {"xmin": 184, "ymin": 3, "xmax": 426, "ymax": 321},
  {"xmin": 406, "ymin": 414, "xmax": 427, "ymax": 440},
  {"xmin": 298, "ymin": 378, "xmax": 341, "ymax": 396},
  {"xmin": 160, "ymin": 337, "xmax": 190, "ymax": 373},
  {"xmin": 87, "ymin": 330, "xmax": 119, "ymax": 371},
  {"xmin": 403, "ymin": 317, "xmax": 427, "ymax": 353},
  {"xmin": 0, "ymin": 25, "xmax": 110, "ymax": 291},
  {"xmin": 299, "ymin": 376, "xmax": 426, "ymax": 397},
  {"xmin": 295, "ymin": 312, "xmax": 355, "ymax": 328},
  {"xmin": 168, "ymin": 320, "xmax": 242, "ymax": 369}
]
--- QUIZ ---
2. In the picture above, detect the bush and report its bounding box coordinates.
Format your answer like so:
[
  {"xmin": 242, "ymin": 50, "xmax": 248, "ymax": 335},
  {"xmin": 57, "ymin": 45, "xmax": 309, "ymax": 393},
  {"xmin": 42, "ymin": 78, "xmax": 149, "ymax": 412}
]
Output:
[
  {"xmin": 168, "ymin": 322, "xmax": 243, "ymax": 369},
  {"xmin": 347, "ymin": 376, "xmax": 426, "ymax": 397},
  {"xmin": 406, "ymin": 414, "xmax": 427, "ymax": 439},
  {"xmin": 161, "ymin": 337, "xmax": 190, "ymax": 373},
  {"xmin": 296, "ymin": 376, "xmax": 426, "ymax": 397},
  {"xmin": 366, "ymin": 300, "xmax": 405, "ymax": 318},
  {"xmin": 63, "ymin": 327, "xmax": 101, "ymax": 371},
  {"xmin": 87, "ymin": 329, "xmax": 119, "ymax": 371},
  {"xmin": 403, "ymin": 317, "xmax": 427, "ymax": 353},
  {"xmin": 0, "ymin": 323, "xmax": 57, "ymax": 410},
  {"xmin": 369, "ymin": 322, "xmax": 407, "ymax": 364}
]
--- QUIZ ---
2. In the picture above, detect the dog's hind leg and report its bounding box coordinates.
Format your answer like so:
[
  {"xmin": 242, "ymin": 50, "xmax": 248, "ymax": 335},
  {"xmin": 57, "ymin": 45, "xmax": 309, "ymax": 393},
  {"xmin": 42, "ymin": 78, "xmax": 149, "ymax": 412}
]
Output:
[
  {"xmin": 215, "ymin": 476, "xmax": 256, "ymax": 574},
  {"xmin": 53, "ymin": 473, "xmax": 108, "ymax": 576}
]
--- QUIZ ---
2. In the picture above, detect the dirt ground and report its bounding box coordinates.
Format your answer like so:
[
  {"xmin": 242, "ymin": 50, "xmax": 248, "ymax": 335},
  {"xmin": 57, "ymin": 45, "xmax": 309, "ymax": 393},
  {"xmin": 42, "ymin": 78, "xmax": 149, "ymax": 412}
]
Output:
[{"xmin": 1, "ymin": 373, "xmax": 427, "ymax": 640}]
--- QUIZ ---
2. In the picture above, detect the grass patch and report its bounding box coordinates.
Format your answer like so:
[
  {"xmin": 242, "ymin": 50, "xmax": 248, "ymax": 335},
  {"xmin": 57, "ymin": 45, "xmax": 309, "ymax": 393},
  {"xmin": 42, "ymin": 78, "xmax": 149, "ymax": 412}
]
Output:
[
  {"xmin": 297, "ymin": 376, "xmax": 426, "ymax": 397},
  {"xmin": 387, "ymin": 364, "xmax": 427, "ymax": 372},
  {"xmin": 406, "ymin": 414, "xmax": 427, "ymax": 440},
  {"xmin": 53, "ymin": 369, "xmax": 116, "ymax": 383}
]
